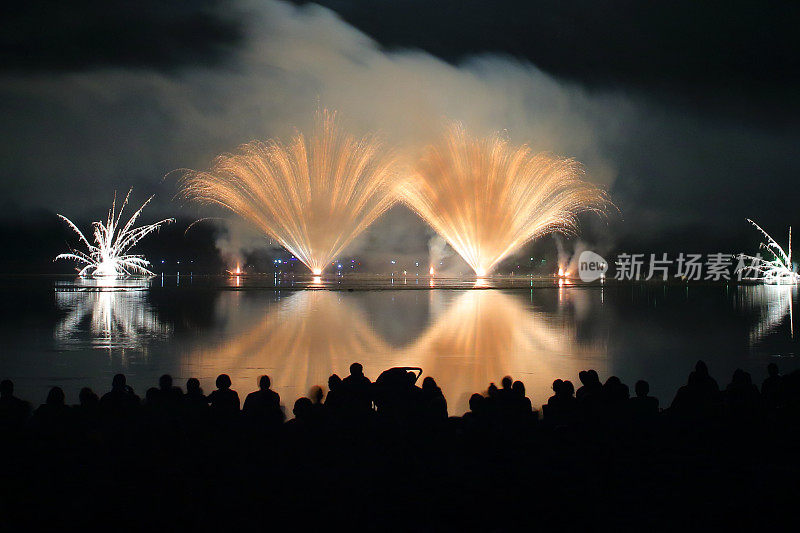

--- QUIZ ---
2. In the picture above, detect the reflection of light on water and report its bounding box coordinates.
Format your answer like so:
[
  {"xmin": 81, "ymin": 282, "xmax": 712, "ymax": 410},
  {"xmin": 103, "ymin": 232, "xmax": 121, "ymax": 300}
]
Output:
[
  {"xmin": 54, "ymin": 278, "xmax": 170, "ymax": 349},
  {"xmin": 400, "ymin": 290, "xmax": 603, "ymax": 411},
  {"xmin": 739, "ymin": 285, "xmax": 797, "ymax": 344},
  {"xmin": 184, "ymin": 288, "xmax": 605, "ymax": 414},
  {"xmin": 185, "ymin": 291, "xmax": 392, "ymax": 400}
]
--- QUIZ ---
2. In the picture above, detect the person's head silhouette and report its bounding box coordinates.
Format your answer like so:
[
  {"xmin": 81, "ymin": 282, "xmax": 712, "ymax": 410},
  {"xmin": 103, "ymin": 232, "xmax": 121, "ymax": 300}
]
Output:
[
  {"xmin": 328, "ymin": 374, "xmax": 341, "ymax": 391},
  {"xmin": 159, "ymin": 374, "xmax": 173, "ymax": 390},
  {"xmin": 768, "ymin": 363, "xmax": 779, "ymax": 377},
  {"xmin": 512, "ymin": 381, "xmax": 525, "ymax": 397},
  {"xmin": 259, "ymin": 375, "xmax": 271, "ymax": 390},
  {"xmin": 186, "ymin": 378, "xmax": 201, "ymax": 395},
  {"xmin": 293, "ymin": 397, "xmax": 313, "ymax": 420},
  {"xmin": 46, "ymin": 387, "xmax": 65, "ymax": 406},
  {"xmin": 146, "ymin": 387, "xmax": 159, "ymax": 404},
  {"xmin": 112, "ymin": 373, "xmax": 126, "ymax": 391},
  {"xmin": 216, "ymin": 374, "xmax": 232, "ymax": 390},
  {"xmin": 635, "ymin": 380, "xmax": 649, "ymax": 398},
  {"xmin": 79, "ymin": 387, "xmax": 98, "ymax": 406},
  {"xmin": 350, "ymin": 363, "xmax": 363, "ymax": 377},
  {"xmin": 469, "ymin": 393, "xmax": 485, "ymax": 413},
  {"xmin": 422, "ymin": 376, "xmax": 437, "ymax": 391},
  {"xmin": 501, "ymin": 376, "xmax": 513, "ymax": 390}
]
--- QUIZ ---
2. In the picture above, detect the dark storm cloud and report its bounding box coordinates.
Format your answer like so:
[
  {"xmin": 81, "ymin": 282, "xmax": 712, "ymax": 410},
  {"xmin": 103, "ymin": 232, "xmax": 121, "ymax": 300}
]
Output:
[{"xmin": 2, "ymin": 0, "xmax": 242, "ymax": 71}]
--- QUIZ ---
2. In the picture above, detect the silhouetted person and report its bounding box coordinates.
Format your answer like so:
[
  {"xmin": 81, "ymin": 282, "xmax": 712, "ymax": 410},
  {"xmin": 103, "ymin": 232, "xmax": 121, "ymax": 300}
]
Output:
[
  {"xmin": 242, "ymin": 375, "xmax": 283, "ymax": 427},
  {"xmin": 78, "ymin": 387, "xmax": 99, "ymax": 408},
  {"xmin": 184, "ymin": 378, "xmax": 208, "ymax": 410},
  {"xmin": 462, "ymin": 393, "xmax": 490, "ymax": 433},
  {"xmin": 693, "ymin": 360, "xmax": 720, "ymax": 396},
  {"xmin": 465, "ymin": 393, "xmax": 486, "ymax": 418},
  {"xmin": 342, "ymin": 362, "xmax": 372, "ymax": 414},
  {"xmin": 670, "ymin": 362, "xmax": 722, "ymax": 420},
  {"xmin": 629, "ymin": 380, "xmax": 659, "ymax": 421},
  {"xmin": 32, "ymin": 386, "xmax": 71, "ymax": 437},
  {"xmin": 576, "ymin": 369, "xmax": 604, "ymax": 420},
  {"xmin": 497, "ymin": 375, "xmax": 514, "ymax": 408},
  {"xmin": 0, "ymin": 379, "xmax": 30, "ymax": 430},
  {"xmin": 724, "ymin": 368, "xmax": 761, "ymax": 419},
  {"xmin": 603, "ymin": 376, "xmax": 630, "ymax": 419},
  {"xmin": 181, "ymin": 378, "xmax": 208, "ymax": 429},
  {"xmin": 576, "ymin": 369, "xmax": 603, "ymax": 401},
  {"xmin": 371, "ymin": 367, "xmax": 423, "ymax": 421},
  {"xmin": 72, "ymin": 387, "xmax": 100, "ymax": 432},
  {"xmin": 421, "ymin": 376, "xmax": 448, "ymax": 421},
  {"xmin": 144, "ymin": 387, "xmax": 160, "ymax": 407},
  {"xmin": 294, "ymin": 397, "xmax": 314, "ymax": 420},
  {"xmin": 99, "ymin": 373, "xmax": 140, "ymax": 421},
  {"xmin": 285, "ymin": 397, "xmax": 316, "ymax": 435},
  {"xmin": 153, "ymin": 374, "xmax": 183, "ymax": 411},
  {"xmin": 511, "ymin": 380, "xmax": 534, "ymax": 420},
  {"xmin": 670, "ymin": 372, "xmax": 703, "ymax": 418},
  {"xmin": 208, "ymin": 374, "xmax": 240, "ymax": 419},
  {"xmin": 324, "ymin": 374, "xmax": 344, "ymax": 415},
  {"xmin": 546, "ymin": 379, "xmax": 576, "ymax": 425},
  {"xmin": 761, "ymin": 363, "xmax": 784, "ymax": 409},
  {"xmin": 486, "ymin": 383, "xmax": 500, "ymax": 416}
]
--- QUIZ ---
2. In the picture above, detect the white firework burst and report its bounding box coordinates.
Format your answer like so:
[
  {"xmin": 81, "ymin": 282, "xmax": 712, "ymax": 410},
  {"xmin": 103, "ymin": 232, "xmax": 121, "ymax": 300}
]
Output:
[
  {"xmin": 736, "ymin": 219, "xmax": 799, "ymax": 285},
  {"xmin": 55, "ymin": 189, "xmax": 174, "ymax": 278}
]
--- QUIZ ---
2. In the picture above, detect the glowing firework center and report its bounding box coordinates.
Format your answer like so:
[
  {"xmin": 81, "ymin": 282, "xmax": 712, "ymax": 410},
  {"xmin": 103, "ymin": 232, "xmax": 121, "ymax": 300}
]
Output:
[
  {"xmin": 55, "ymin": 190, "xmax": 173, "ymax": 278},
  {"xmin": 184, "ymin": 113, "xmax": 607, "ymax": 276},
  {"xmin": 183, "ymin": 110, "xmax": 398, "ymax": 276}
]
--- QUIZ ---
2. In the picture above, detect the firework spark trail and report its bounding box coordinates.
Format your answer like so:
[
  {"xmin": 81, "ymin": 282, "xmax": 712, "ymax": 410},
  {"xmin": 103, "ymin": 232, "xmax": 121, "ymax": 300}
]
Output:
[
  {"xmin": 737, "ymin": 219, "xmax": 799, "ymax": 284},
  {"xmin": 182, "ymin": 110, "xmax": 399, "ymax": 275},
  {"xmin": 55, "ymin": 190, "xmax": 173, "ymax": 277},
  {"xmin": 400, "ymin": 124, "xmax": 608, "ymax": 276}
]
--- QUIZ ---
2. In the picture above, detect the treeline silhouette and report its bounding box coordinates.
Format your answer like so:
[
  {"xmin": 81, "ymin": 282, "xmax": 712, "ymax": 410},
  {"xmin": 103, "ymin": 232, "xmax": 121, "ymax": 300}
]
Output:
[{"xmin": 1, "ymin": 361, "xmax": 799, "ymax": 530}]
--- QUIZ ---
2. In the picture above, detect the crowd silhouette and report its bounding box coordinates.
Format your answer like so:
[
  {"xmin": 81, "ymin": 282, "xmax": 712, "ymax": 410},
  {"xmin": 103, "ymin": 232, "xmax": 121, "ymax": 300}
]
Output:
[{"xmin": 2, "ymin": 361, "xmax": 799, "ymax": 530}]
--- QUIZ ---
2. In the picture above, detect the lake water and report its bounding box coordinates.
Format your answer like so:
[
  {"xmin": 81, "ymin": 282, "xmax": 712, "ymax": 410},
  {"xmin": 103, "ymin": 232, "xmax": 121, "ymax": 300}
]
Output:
[{"xmin": 0, "ymin": 276, "xmax": 797, "ymax": 415}]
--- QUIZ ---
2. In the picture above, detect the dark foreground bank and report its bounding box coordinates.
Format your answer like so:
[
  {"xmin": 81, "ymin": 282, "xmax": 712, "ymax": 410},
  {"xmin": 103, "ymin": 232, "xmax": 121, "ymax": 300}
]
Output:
[{"xmin": 1, "ymin": 361, "xmax": 798, "ymax": 531}]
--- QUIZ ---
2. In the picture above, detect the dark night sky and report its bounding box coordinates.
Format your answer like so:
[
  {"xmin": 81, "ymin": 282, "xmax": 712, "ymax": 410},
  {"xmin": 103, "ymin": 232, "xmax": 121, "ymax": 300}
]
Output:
[{"xmin": 0, "ymin": 0, "xmax": 798, "ymax": 272}]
